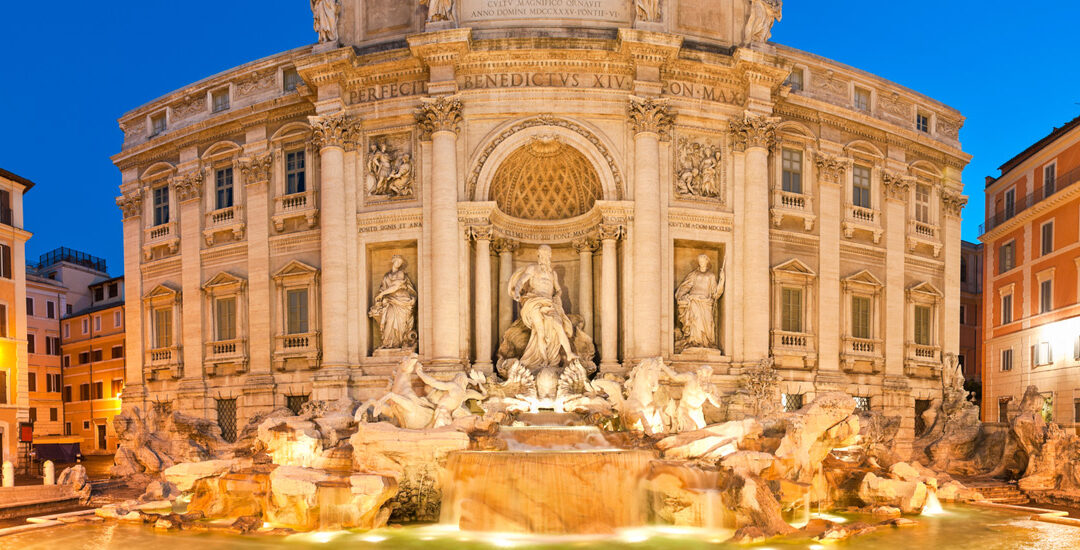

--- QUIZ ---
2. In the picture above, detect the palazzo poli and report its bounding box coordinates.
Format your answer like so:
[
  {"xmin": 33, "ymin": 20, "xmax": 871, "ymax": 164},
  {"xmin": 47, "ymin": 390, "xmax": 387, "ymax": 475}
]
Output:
[{"xmin": 111, "ymin": 0, "xmax": 970, "ymax": 455}]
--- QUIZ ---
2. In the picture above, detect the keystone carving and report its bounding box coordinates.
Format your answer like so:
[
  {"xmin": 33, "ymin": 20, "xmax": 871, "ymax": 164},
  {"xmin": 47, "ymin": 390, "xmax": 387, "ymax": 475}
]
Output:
[
  {"xmin": 628, "ymin": 97, "xmax": 673, "ymax": 140},
  {"xmin": 416, "ymin": 96, "xmax": 464, "ymax": 139}
]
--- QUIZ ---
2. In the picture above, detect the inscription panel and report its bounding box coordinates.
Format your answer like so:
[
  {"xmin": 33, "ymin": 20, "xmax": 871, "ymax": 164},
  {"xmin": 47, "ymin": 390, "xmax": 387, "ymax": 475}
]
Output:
[{"xmin": 460, "ymin": 0, "xmax": 631, "ymax": 27}]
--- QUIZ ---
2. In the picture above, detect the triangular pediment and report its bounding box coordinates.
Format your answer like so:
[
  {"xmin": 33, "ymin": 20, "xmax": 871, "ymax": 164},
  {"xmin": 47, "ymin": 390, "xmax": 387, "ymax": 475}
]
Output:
[
  {"xmin": 202, "ymin": 271, "xmax": 246, "ymax": 290},
  {"xmin": 908, "ymin": 281, "xmax": 942, "ymax": 297},
  {"xmin": 772, "ymin": 258, "xmax": 816, "ymax": 277},
  {"xmin": 273, "ymin": 260, "xmax": 319, "ymax": 280},
  {"xmin": 142, "ymin": 283, "xmax": 180, "ymax": 301},
  {"xmin": 843, "ymin": 269, "xmax": 883, "ymax": 287}
]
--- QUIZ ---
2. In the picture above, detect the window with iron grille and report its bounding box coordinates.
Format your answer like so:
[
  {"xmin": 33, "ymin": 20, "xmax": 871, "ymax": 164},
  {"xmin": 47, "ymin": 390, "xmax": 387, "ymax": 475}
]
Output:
[
  {"xmin": 217, "ymin": 398, "xmax": 238, "ymax": 443},
  {"xmin": 215, "ymin": 167, "xmax": 234, "ymax": 210},
  {"xmin": 853, "ymin": 396, "xmax": 871, "ymax": 412},
  {"xmin": 852, "ymin": 165, "xmax": 872, "ymax": 208},
  {"xmin": 781, "ymin": 149, "xmax": 802, "ymax": 193},
  {"xmin": 782, "ymin": 393, "xmax": 803, "ymax": 412},
  {"xmin": 287, "ymin": 395, "xmax": 310, "ymax": 416},
  {"xmin": 287, "ymin": 150, "xmax": 306, "ymax": 194}
]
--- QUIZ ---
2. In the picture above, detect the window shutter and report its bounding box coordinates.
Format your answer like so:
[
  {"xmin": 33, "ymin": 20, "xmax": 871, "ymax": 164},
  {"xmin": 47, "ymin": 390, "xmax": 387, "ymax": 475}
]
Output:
[
  {"xmin": 1074, "ymin": 336, "xmax": 1080, "ymax": 360},
  {"xmin": 1, "ymin": 244, "xmax": 10, "ymax": 279}
]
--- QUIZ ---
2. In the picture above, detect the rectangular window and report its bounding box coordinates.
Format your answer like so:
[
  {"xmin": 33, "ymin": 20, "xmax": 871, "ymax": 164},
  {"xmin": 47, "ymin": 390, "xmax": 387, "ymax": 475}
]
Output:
[
  {"xmin": 153, "ymin": 185, "xmax": 169, "ymax": 226},
  {"xmin": 999, "ymin": 241, "xmax": 1015, "ymax": 273},
  {"xmin": 215, "ymin": 167, "xmax": 234, "ymax": 210},
  {"xmin": 852, "ymin": 165, "xmax": 872, "ymax": 208},
  {"xmin": 782, "ymin": 393, "xmax": 804, "ymax": 413},
  {"xmin": 27, "ymin": 334, "xmax": 35, "ymax": 354},
  {"xmin": 1002, "ymin": 294, "xmax": 1013, "ymax": 324},
  {"xmin": 1044, "ymin": 164, "xmax": 1056, "ymax": 196},
  {"xmin": 64, "ymin": 422, "xmax": 71, "ymax": 435},
  {"xmin": 287, "ymin": 395, "xmax": 310, "ymax": 415},
  {"xmin": 27, "ymin": 372, "xmax": 36, "ymax": 392},
  {"xmin": 215, "ymin": 297, "xmax": 237, "ymax": 341},
  {"xmin": 94, "ymin": 315, "xmax": 101, "ymax": 331},
  {"xmin": 48, "ymin": 337, "xmax": 60, "ymax": 356},
  {"xmin": 916, "ymin": 113, "xmax": 930, "ymax": 133},
  {"xmin": 111, "ymin": 345, "xmax": 124, "ymax": 359},
  {"xmin": 62, "ymin": 355, "xmax": 70, "ymax": 368},
  {"xmin": 79, "ymin": 383, "xmax": 90, "ymax": 401},
  {"xmin": 0, "ymin": 190, "xmax": 9, "ymax": 226},
  {"xmin": 94, "ymin": 287, "xmax": 104, "ymax": 302},
  {"xmin": 63, "ymin": 386, "xmax": 72, "ymax": 403},
  {"xmin": 211, "ymin": 89, "xmax": 230, "ymax": 113},
  {"xmin": 781, "ymin": 287, "xmax": 803, "ymax": 333},
  {"xmin": 286, "ymin": 289, "xmax": 309, "ymax": 335},
  {"xmin": 154, "ymin": 307, "xmax": 173, "ymax": 348},
  {"xmin": 25, "ymin": 297, "xmax": 33, "ymax": 316},
  {"xmin": 114, "ymin": 311, "xmax": 123, "ymax": 327},
  {"xmin": 786, "ymin": 68, "xmax": 804, "ymax": 92},
  {"xmin": 1075, "ymin": 335, "xmax": 1080, "ymax": 360},
  {"xmin": 283, "ymin": 67, "xmax": 303, "ymax": 92},
  {"xmin": 45, "ymin": 372, "xmax": 53, "ymax": 392},
  {"xmin": 286, "ymin": 150, "xmax": 307, "ymax": 195},
  {"xmin": 0, "ymin": 303, "xmax": 7, "ymax": 338},
  {"xmin": 0, "ymin": 244, "xmax": 11, "ymax": 279},
  {"xmin": 781, "ymin": 149, "xmax": 803, "ymax": 193},
  {"xmin": 999, "ymin": 400, "xmax": 1010, "ymax": 423},
  {"xmin": 29, "ymin": 407, "xmax": 36, "ymax": 423},
  {"xmin": 1040, "ymin": 280, "xmax": 1053, "ymax": 314},
  {"xmin": 1041, "ymin": 222, "xmax": 1053, "ymax": 256},
  {"xmin": 109, "ymin": 283, "xmax": 119, "ymax": 298},
  {"xmin": 50, "ymin": 408, "xmax": 57, "ymax": 422},
  {"xmin": 47, "ymin": 301, "xmax": 55, "ymax": 319},
  {"xmin": 217, "ymin": 398, "xmax": 238, "ymax": 443},
  {"xmin": 81, "ymin": 318, "xmax": 89, "ymax": 334},
  {"xmin": 0, "ymin": 371, "xmax": 6, "ymax": 404},
  {"xmin": 1033, "ymin": 341, "xmax": 1053, "ymax": 366},
  {"xmin": 112, "ymin": 379, "xmax": 124, "ymax": 397},
  {"xmin": 92, "ymin": 381, "xmax": 103, "ymax": 400},
  {"xmin": 92, "ymin": 349, "xmax": 103, "ymax": 362},
  {"xmin": 854, "ymin": 396, "xmax": 871, "ymax": 412},
  {"xmin": 914, "ymin": 305, "xmax": 932, "ymax": 346},
  {"xmin": 851, "ymin": 295, "xmax": 871, "ymax": 339},
  {"xmin": 915, "ymin": 184, "xmax": 931, "ymax": 223},
  {"xmin": 1001, "ymin": 348, "xmax": 1013, "ymax": 371},
  {"xmin": 959, "ymin": 305, "xmax": 966, "ymax": 326},
  {"xmin": 854, "ymin": 87, "xmax": 871, "ymax": 112},
  {"xmin": 150, "ymin": 113, "xmax": 166, "ymax": 136},
  {"xmin": 1004, "ymin": 188, "xmax": 1015, "ymax": 219},
  {"xmin": 78, "ymin": 351, "xmax": 90, "ymax": 364}
]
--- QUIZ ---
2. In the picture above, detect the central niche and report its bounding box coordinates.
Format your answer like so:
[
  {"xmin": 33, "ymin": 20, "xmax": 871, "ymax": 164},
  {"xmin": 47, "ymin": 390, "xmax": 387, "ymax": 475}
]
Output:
[{"xmin": 489, "ymin": 137, "xmax": 602, "ymax": 221}]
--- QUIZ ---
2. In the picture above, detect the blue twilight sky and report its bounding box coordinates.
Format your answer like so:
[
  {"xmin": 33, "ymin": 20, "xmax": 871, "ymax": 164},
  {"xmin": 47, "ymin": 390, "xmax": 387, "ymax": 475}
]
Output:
[{"xmin": 1, "ymin": 1, "xmax": 1078, "ymax": 275}]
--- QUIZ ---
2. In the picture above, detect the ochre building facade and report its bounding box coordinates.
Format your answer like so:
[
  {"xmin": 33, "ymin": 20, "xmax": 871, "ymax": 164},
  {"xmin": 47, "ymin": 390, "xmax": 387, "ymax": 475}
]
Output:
[{"xmin": 113, "ymin": 0, "xmax": 970, "ymax": 453}]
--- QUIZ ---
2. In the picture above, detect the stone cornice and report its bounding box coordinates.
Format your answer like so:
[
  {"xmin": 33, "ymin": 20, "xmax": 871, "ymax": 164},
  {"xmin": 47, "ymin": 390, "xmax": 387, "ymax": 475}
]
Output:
[{"xmin": 981, "ymin": 180, "xmax": 1080, "ymax": 241}]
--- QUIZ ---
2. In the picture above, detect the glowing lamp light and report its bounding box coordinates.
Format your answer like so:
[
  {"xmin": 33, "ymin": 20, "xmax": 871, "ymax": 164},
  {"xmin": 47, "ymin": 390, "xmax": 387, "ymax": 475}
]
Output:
[{"xmin": 361, "ymin": 534, "xmax": 388, "ymax": 543}]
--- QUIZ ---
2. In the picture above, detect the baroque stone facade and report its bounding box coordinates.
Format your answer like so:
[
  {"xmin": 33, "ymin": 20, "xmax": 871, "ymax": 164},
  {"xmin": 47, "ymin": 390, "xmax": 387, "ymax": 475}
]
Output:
[{"xmin": 113, "ymin": 0, "xmax": 969, "ymax": 454}]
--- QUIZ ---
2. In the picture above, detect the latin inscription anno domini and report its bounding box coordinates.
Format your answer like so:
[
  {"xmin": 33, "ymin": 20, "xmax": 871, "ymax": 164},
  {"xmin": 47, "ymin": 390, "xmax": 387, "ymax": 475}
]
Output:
[{"xmin": 460, "ymin": 0, "xmax": 631, "ymax": 25}]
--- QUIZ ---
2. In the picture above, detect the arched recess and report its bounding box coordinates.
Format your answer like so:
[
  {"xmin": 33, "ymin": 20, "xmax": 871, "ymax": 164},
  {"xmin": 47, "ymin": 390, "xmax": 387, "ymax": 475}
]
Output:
[
  {"xmin": 201, "ymin": 140, "xmax": 243, "ymax": 162},
  {"xmin": 140, "ymin": 162, "xmax": 177, "ymax": 182},
  {"xmin": 843, "ymin": 139, "xmax": 886, "ymax": 163},
  {"xmin": 469, "ymin": 116, "xmax": 624, "ymax": 203},
  {"xmin": 489, "ymin": 138, "xmax": 603, "ymax": 220},
  {"xmin": 270, "ymin": 122, "xmax": 312, "ymax": 142},
  {"xmin": 776, "ymin": 120, "xmax": 817, "ymax": 142}
]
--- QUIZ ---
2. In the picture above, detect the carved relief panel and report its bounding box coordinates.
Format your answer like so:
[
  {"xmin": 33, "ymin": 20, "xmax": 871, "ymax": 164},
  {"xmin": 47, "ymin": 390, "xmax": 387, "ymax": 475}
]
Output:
[
  {"xmin": 364, "ymin": 131, "xmax": 416, "ymax": 202},
  {"xmin": 673, "ymin": 132, "xmax": 726, "ymax": 204}
]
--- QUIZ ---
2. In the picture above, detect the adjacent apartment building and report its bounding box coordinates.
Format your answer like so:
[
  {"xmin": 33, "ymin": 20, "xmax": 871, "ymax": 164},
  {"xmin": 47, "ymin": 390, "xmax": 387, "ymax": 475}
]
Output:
[
  {"xmin": 959, "ymin": 240, "xmax": 983, "ymax": 398},
  {"xmin": 0, "ymin": 168, "xmax": 33, "ymax": 467},
  {"xmin": 61, "ymin": 275, "xmax": 125, "ymax": 453},
  {"xmin": 25, "ymin": 270, "xmax": 66, "ymax": 438},
  {"xmin": 981, "ymin": 114, "xmax": 1080, "ymax": 425}
]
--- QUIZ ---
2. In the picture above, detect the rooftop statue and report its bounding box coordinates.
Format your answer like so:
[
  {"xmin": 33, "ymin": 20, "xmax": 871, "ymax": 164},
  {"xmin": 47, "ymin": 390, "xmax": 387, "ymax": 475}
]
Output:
[
  {"xmin": 421, "ymin": 0, "xmax": 455, "ymax": 23},
  {"xmin": 635, "ymin": 0, "xmax": 661, "ymax": 22},
  {"xmin": 744, "ymin": 0, "xmax": 782, "ymax": 43},
  {"xmin": 310, "ymin": 0, "xmax": 340, "ymax": 43}
]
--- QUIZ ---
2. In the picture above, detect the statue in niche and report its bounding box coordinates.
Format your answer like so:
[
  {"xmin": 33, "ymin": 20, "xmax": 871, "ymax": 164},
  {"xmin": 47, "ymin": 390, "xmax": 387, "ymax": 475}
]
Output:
[
  {"xmin": 369, "ymin": 255, "xmax": 418, "ymax": 351},
  {"xmin": 367, "ymin": 141, "xmax": 414, "ymax": 198},
  {"xmin": 504, "ymin": 245, "xmax": 579, "ymax": 372},
  {"xmin": 744, "ymin": 0, "xmax": 783, "ymax": 43},
  {"xmin": 675, "ymin": 254, "xmax": 726, "ymax": 353},
  {"xmin": 676, "ymin": 139, "xmax": 723, "ymax": 199},
  {"xmin": 310, "ymin": 0, "xmax": 339, "ymax": 43},
  {"xmin": 635, "ymin": 0, "xmax": 661, "ymax": 22},
  {"xmin": 421, "ymin": 0, "xmax": 455, "ymax": 23}
]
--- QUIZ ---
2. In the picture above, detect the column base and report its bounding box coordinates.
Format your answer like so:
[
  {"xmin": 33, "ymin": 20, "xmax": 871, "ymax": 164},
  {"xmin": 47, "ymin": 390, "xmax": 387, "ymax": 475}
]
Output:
[{"xmin": 472, "ymin": 360, "xmax": 494, "ymax": 375}]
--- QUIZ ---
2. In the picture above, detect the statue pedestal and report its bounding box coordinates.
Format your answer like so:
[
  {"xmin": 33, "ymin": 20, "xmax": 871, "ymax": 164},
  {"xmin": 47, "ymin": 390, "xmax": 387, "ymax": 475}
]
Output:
[{"xmin": 312, "ymin": 41, "xmax": 340, "ymax": 54}]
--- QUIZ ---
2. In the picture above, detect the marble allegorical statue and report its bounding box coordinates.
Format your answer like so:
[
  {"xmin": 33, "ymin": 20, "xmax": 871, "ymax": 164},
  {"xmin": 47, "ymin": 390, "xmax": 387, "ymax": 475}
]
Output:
[
  {"xmin": 310, "ymin": 0, "xmax": 340, "ymax": 43},
  {"xmin": 421, "ymin": 0, "xmax": 455, "ymax": 23},
  {"xmin": 358, "ymin": 354, "xmax": 486, "ymax": 430},
  {"xmin": 744, "ymin": 0, "xmax": 782, "ymax": 43},
  {"xmin": 507, "ymin": 245, "xmax": 578, "ymax": 371},
  {"xmin": 663, "ymin": 364, "xmax": 720, "ymax": 432},
  {"xmin": 635, "ymin": 0, "xmax": 661, "ymax": 22},
  {"xmin": 367, "ymin": 142, "xmax": 414, "ymax": 198},
  {"xmin": 675, "ymin": 254, "xmax": 726, "ymax": 352},
  {"xmin": 369, "ymin": 255, "xmax": 418, "ymax": 350}
]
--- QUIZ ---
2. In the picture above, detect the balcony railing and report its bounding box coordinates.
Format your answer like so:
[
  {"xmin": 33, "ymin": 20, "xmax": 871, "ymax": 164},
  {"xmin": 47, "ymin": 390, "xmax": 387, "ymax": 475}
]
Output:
[
  {"xmin": 145, "ymin": 222, "xmax": 176, "ymax": 242},
  {"xmin": 206, "ymin": 339, "xmax": 246, "ymax": 359},
  {"xmin": 911, "ymin": 220, "xmax": 936, "ymax": 239},
  {"xmin": 145, "ymin": 346, "xmax": 181, "ymax": 376},
  {"xmin": 274, "ymin": 332, "xmax": 320, "ymax": 371},
  {"xmin": 206, "ymin": 205, "xmax": 242, "ymax": 229},
  {"xmin": 848, "ymin": 205, "xmax": 875, "ymax": 223},
  {"xmin": 772, "ymin": 330, "xmax": 810, "ymax": 349},
  {"xmin": 771, "ymin": 190, "xmax": 816, "ymax": 230},
  {"xmin": 980, "ymin": 163, "xmax": 1080, "ymax": 234},
  {"xmin": 273, "ymin": 190, "xmax": 319, "ymax": 232},
  {"xmin": 843, "ymin": 337, "xmax": 881, "ymax": 356}
]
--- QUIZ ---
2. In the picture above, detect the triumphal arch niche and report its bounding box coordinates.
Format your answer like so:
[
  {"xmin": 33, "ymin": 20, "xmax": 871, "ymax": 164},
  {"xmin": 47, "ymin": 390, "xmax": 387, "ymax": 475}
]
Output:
[{"xmin": 113, "ymin": 0, "xmax": 970, "ymax": 453}]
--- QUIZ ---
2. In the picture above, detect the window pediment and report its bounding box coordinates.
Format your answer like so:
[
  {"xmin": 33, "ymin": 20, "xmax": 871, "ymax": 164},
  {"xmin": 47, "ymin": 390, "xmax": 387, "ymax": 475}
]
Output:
[
  {"xmin": 203, "ymin": 271, "xmax": 247, "ymax": 294},
  {"xmin": 842, "ymin": 269, "xmax": 883, "ymax": 292},
  {"xmin": 273, "ymin": 260, "xmax": 319, "ymax": 283},
  {"xmin": 202, "ymin": 140, "xmax": 243, "ymax": 162},
  {"xmin": 772, "ymin": 258, "xmax": 816, "ymax": 284},
  {"xmin": 143, "ymin": 283, "xmax": 180, "ymax": 304}
]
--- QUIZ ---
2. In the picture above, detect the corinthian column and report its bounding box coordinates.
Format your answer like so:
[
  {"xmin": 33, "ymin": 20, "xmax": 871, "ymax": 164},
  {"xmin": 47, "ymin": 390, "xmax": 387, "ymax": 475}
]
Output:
[
  {"xmin": 730, "ymin": 113, "xmax": 778, "ymax": 362},
  {"xmin": 573, "ymin": 238, "xmax": 598, "ymax": 336},
  {"xmin": 628, "ymin": 97, "xmax": 672, "ymax": 359},
  {"xmin": 241, "ymin": 153, "xmax": 274, "ymax": 377},
  {"xmin": 814, "ymin": 152, "xmax": 851, "ymax": 373},
  {"xmin": 310, "ymin": 113, "xmax": 356, "ymax": 370},
  {"xmin": 469, "ymin": 226, "xmax": 494, "ymax": 372},
  {"xmin": 417, "ymin": 97, "xmax": 464, "ymax": 365},
  {"xmin": 599, "ymin": 224, "xmax": 624, "ymax": 370},
  {"xmin": 493, "ymin": 238, "xmax": 518, "ymax": 338},
  {"xmin": 941, "ymin": 190, "xmax": 967, "ymax": 360},
  {"xmin": 882, "ymin": 171, "xmax": 915, "ymax": 377},
  {"xmin": 117, "ymin": 191, "xmax": 147, "ymax": 411}
]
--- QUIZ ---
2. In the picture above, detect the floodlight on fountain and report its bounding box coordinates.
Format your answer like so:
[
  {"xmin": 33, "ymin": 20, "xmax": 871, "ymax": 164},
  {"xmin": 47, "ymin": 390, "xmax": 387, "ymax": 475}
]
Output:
[
  {"xmin": 922, "ymin": 489, "xmax": 945, "ymax": 516},
  {"xmin": 360, "ymin": 534, "xmax": 388, "ymax": 543},
  {"xmin": 811, "ymin": 512, "xmax": 848, "ymax": 524},
  {"xmin": 1038, "ymin": 316, "xmax": 1080, "ymax": 362}
]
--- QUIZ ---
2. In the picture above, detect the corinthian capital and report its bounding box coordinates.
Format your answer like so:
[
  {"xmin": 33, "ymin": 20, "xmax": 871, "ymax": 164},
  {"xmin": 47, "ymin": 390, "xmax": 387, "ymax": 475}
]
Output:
[
  {"xmin": 814, "ymin": 152, "xmax": 851, "ymax": 185},
  {"xmin": 573, "ymin": 238, "xmax": 599, "ymax": 254},
  {"xmin": 416, "ymin": 96, "xmax": 463, "ymax": 139},
  {"xmin": 116, "ymin": 190, "xmax": 144, "ymax": 220},
  {"xmin": 628, "ymin": 96, "xmax": 673, "ymax": 140},
  {"xmin": 309, "ymin": 112, "xmax": 358, "ymax": 149},
  {"xmin": 492, "ymin": 238, "xmax": 519, "ymax": 255},
  {"xmin": 241, "ymin": 152, "xmax": 274, "ymax": 184},
  {"xmin": 729, "ymin": 113, "xmax": 778, "ymax": 151},
  {"xmin": 942, "ymin": 191, "xmax": 968, "ymax": 218},
  {"xmin": 598, "ymin": 224, "xmax": 625, "ymax": 241},
  {"xmin": 467, "ymin": 224, "xmax": 493, "ymax": 242},
  {"xmin": 882, "ymin": 171, "xmax": 915, "ymax": 201},
  {"xmin": 174, "ymin": 171, "xmax": 204, "ymax": 202}
]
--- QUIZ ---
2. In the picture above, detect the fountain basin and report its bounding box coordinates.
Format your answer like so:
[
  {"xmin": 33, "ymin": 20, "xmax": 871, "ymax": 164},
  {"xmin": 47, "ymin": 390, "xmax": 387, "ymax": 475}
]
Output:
[{"xmin": 442, "ymin": 449, "xmax": 656, "ymax": 534}]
